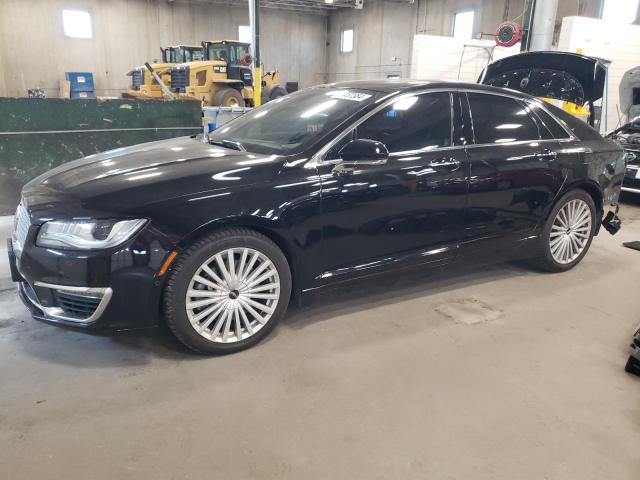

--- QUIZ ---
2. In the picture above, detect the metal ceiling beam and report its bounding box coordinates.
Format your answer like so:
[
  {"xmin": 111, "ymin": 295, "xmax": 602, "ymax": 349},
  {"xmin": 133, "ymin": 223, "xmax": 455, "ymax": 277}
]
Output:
[{"xmin": 167, "ymin": 0, "xmax": 356, "ymax": 14}]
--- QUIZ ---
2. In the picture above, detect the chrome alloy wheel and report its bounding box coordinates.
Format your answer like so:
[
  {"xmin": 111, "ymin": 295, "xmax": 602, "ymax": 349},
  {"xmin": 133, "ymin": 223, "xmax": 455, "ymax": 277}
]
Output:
[
  {"xmin": 185, "ymin": 248, "xmax": 281, "ymax": 343},
  {"xmin": 549, "ymin": 199, "xmax": 592, "ymax": 265}
]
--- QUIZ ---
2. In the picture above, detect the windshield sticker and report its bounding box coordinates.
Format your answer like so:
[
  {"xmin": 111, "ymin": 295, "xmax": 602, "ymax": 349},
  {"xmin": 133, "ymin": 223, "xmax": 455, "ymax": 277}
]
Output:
[{"xmin": 327, "ymin": 90, "xmax": 372, "ymax": 102}]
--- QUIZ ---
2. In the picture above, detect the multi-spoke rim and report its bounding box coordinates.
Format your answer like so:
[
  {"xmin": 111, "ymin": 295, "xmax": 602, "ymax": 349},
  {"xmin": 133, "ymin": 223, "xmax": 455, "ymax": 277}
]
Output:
[
  {"xmin": 185, "ymin": 247, "xmax": 280, "ymax": 343},
  {"xmin": 549, "ymin": 199, "xmax": 592, "ymax": 265}
]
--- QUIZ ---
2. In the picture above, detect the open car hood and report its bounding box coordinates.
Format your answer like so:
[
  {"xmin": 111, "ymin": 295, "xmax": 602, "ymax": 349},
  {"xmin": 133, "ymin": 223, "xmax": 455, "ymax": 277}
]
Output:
[{"xmin": 478, "ymin": 51, "xmax": 608, "ymax": 106}]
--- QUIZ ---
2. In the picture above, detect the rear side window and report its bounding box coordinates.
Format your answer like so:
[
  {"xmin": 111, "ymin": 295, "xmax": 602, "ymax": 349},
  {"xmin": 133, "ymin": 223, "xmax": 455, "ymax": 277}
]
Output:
[
  {"xmin": 467, "ymin": 92, "xmax": 541, "ymax": 144},
  {"xmin": 356, "ymin": 92, "xmax": 452, "ymax": 153},
  {"xmin": 528, "ymin": 102, "xmax": 571, "ymax": 139}
]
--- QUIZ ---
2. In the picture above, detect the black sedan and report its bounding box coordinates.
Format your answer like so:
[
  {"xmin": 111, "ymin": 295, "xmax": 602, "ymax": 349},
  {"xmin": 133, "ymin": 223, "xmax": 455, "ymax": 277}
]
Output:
[
  {"xmin": 7, "ymin": 81, "xmax": 625, "ymax": 354},
  {"xmin": 607, "ymin": 116, "xmax": 640, "ymax": 194}
]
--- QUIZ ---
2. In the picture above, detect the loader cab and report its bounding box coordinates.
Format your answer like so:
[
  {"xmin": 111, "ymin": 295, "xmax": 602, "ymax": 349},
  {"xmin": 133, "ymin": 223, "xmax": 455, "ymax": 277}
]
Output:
[
  {"xmin": 203, "ymin": 40, "xmax": 253, "ymax": 86},
  {"xmin": 161, "ymin": 45, "xmax": 205, "ymax": 64}
]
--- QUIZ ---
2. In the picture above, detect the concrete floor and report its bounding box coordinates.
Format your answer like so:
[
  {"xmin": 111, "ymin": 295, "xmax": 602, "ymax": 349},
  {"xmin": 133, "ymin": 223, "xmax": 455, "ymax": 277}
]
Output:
[{"xmin": 1, "ymin": 198, "xmax": 640, "ymax": 480}]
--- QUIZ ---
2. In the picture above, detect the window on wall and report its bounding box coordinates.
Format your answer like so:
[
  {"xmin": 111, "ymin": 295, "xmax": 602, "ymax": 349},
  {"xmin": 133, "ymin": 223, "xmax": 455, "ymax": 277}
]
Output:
[
  {"xmin": 602, "ymin": 0, "xmax": 639, "ymax": 23},
  {"xmin": 62, "ymin": 10, "xmax": 92, "ymax": 39},
  {"xmin": 452, "ymin": 11, "xmax": 474, "ymax": 40},
  {"xmin": 238, "ymin": 25, "xmax": 251, "ymax": 43},
  {"xmin": 341, "ymin": 29, "xmax": 354, "ymax": 53}
]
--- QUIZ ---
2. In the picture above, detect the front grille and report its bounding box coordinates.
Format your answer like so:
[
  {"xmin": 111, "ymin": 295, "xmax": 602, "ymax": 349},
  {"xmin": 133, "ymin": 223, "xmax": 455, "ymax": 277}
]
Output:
[
  {"xmin": 13, "ymin": 203, "xmax": 30, "ymax": 256},
  {"xmin": 170, "ymin": 66, "xmax": 189, "ymax": 92},
  {"xmin": 20, "ymin": 281, "xmax": 112, "ymax": 324},
  {"xmin": 131, "ymin": 69, "xmax": 144, "ymax": 90},
  {"xmin": 53, "ymin": 290, "xmax": 102, "ymax": 319}
]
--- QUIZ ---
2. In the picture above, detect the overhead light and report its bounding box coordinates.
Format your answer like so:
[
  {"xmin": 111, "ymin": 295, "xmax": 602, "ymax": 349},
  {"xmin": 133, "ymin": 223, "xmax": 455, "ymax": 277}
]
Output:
[{"xmin": 325, "ymin": 0, "xmax": 334, "ymax": 3}]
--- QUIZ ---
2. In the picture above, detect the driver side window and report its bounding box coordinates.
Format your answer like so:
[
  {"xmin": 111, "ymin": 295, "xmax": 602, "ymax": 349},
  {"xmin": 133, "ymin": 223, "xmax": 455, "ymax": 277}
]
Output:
[
  {"xmin": 324, "ymin": 92, "xmax": 452, "ymax": 160},
  {"xmin": 357, "ymin": 92, "xmax": 452, "ymax": 153}
]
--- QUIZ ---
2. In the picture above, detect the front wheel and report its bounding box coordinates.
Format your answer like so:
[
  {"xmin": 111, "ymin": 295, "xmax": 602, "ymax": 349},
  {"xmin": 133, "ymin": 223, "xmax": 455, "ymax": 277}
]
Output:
[
  {"xmin": 163, "ymin": 228, "xmax": 292, "ymax": 354},
  {"xmin": 531, "ymin": 189, "xmax": 596, "ymax": 272},
  {"xmin": 213, "ymin": 87, "xmax": 244, "ymax": 107}
]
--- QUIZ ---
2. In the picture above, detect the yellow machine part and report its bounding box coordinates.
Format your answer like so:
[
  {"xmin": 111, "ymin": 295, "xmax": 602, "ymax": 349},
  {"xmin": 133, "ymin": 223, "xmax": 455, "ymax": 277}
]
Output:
[
  {"xmin": 263, "ymin": 70, "xmax": 280, "ymax": 87},
  {"xmin": 126, "ymin": 64, "xmax": 172, "ymax": 99}
]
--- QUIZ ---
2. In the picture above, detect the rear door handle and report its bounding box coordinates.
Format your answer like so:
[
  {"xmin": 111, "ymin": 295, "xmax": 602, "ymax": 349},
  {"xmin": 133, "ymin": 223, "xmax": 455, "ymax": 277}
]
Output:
[
  {"xmin": 428, "ymin": 157, "xmax": 461, "ymax": 172},
  {"xmin": 536, "ymin": 149, "xmax": 558, "ymax": 161}
]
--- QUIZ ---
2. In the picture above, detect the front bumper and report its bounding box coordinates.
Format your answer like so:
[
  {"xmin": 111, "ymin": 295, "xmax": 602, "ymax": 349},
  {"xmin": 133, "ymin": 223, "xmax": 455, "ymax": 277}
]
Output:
[
  {"xmin": 19, "ymin": 281, "xmax": 113, "ymax": 324},
  {"xmin": 8, "ymin": 223, "xmax": 175, "ymax": 332},
  {"xmin": 622, "ymin": 150, "xmax": 640, "ymax": 193}
]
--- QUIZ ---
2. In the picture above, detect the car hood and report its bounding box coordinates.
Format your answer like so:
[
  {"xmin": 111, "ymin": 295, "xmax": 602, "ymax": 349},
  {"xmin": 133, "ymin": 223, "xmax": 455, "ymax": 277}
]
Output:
[
  {"xmin": 478, "ymin": 51, "xmax": 608, "ymax": 105},
  {"xmin": 22, "ymin": 136, "xmax": 285, "ymax": 219}
]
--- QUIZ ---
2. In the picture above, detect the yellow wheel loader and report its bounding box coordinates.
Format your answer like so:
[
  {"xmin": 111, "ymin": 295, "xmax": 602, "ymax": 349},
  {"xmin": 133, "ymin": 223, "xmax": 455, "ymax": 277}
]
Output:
[
  {"xmin": 125, "ymin": 45, "xmax": 204, "ymax": 99},
  {"xmin": 169, "ymin": 40, "xmax": 286, "ymax": 107}
]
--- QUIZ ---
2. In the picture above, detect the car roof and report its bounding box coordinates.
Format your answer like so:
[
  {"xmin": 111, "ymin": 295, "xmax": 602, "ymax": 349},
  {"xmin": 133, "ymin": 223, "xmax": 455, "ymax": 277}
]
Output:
[{"xmin": 324, "ymin": 79, "xmax": 533, "ymax": 99}]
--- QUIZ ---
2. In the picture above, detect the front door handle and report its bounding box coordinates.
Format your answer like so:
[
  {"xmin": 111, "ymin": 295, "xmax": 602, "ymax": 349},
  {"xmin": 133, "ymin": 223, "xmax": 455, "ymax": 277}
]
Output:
[
  {"xmin": 332, "ymin": 158, "xmax": 387, "ymax": 176},
  {"xmin": 536, "ymin": 149, "xmax": 558, "ymax": 161},
  {"xmin": 428, "ymin": 157, "xmax": 461, "ymax": 172}
]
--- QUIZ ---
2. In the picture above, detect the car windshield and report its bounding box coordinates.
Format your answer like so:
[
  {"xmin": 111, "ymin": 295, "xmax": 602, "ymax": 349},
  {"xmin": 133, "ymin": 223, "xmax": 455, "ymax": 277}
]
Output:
[{"xmin": 207, "ymin": 87, "xmax": 382, "ymax": 155}]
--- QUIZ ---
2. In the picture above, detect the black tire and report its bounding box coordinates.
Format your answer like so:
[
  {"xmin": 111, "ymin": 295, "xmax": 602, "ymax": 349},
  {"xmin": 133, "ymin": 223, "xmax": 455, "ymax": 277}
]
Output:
[
  {"xmin": 261, "ymin": 85, "xmax": 287, "ymax": 104},
  {"xmin": 163, "ymin": 228, "xmax": 292, "ymax": 355},
  {"xmin": 268, "ymin": 85, "xmax": 287, "ymax": 101},
  {"xmin": 531, "ymin": 189, "xmax": 596, "ymax": 272},
  {"xmin": 213, "ymin": 87, "xmax": 244, "ymax": 107},
  {"xmin": 625, "ymin": 355, "xmax": 640, "ymax": 376}
]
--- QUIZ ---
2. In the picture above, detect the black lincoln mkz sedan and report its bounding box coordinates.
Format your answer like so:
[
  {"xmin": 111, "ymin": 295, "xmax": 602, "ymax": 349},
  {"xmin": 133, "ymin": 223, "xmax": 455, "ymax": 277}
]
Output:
[{"xmin": 8, "ymin": 80, "xmax": 625, "ymax": 354}]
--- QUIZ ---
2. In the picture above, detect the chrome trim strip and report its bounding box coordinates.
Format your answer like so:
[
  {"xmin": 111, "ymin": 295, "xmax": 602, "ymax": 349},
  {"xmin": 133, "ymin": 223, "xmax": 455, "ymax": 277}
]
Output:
[
  {"xmin": 23, "ymin": 282, "xmax": 113, "ymax": 324},
  {"xmin": 622, "ymin": 186, "xmax": 640, "ymax": 194},
  {"xmin": 463, "ymin": 138, "xmax": 561, "ymax": 149}
]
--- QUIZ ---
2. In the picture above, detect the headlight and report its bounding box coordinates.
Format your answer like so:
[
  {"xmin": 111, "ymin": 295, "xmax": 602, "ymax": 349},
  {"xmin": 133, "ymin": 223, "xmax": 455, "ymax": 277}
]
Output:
[{"xmin": 36, "ymin": 219, "xmax": 146, "ymax": 250}]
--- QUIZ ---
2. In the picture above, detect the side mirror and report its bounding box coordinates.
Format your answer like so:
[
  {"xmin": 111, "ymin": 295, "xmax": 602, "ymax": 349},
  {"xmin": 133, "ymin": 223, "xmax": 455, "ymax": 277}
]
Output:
[{"xmin": 339, "ymin": 139, "xmax": 389, "ymax": 163}]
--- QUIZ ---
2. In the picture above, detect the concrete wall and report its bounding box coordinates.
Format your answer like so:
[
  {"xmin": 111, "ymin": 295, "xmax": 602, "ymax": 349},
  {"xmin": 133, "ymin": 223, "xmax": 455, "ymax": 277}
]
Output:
[
  {"xmin": 325, "ymin": 0, "xmax": 613, "ymax": 83},
  {"xmin": 415, "ymin": 0, "xmax": 525, "ymax": 37},
  {"xmin": 0, "ymin": 0, "xmax": 328, "ymax": 97},
  {"xmin": 326, "ymin": 0, "xmax": 418, "ymax": 82},
  {"xmin": 1, "ymin": 0, "xmax": 636, "ymax": 96},
  {"xmin": 326, "ymin": 0, "xmax": 530, "ymax": 83}
]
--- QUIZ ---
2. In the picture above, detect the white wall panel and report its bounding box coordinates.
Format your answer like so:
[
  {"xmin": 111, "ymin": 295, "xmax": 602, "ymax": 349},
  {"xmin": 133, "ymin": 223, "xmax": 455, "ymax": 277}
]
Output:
[
  {"xmin": 410, "ymin": 35, "xmax": 520, "ymax": 82},
  {"xmin": 558, "ymin": 16, "xmax": 640, "ymax": 132}
]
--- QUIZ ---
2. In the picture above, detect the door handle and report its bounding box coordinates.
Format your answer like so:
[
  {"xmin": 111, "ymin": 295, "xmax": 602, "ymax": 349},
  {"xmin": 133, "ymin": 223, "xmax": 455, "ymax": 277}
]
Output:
[
  {"xmin": 428, "ymin": 157, "xmax": 461, "ymax": 172},
  {"xmin": 536, "ymin": 149, "xmax": 558, "ymax": 161},
  {"xmin": 332, "ymin": 158, "xmax": 387, "ymax": 176}
]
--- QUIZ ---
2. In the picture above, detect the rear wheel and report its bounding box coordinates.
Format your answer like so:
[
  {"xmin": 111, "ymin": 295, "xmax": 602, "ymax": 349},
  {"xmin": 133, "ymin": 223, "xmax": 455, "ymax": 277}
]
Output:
[
  {"xmin": 213, "ymin": 87, "xmax": 244, "ymax": 107},
  {"xmin": 532, "ymin": 189, "xmax": 596, "ymax": 272},
  {"xmin": 163, "ymin": 228, "xmax": 292, "ymax": 354}
]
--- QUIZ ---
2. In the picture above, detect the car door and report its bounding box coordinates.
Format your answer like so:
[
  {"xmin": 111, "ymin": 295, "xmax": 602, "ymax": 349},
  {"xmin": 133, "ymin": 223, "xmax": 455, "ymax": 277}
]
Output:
[
  {"xmin": 314, "ymin": 91, "xmax": 469, "ymax": 284},
  {"xmin": 461, "ymin": 91, "xmax": 566, "ymax": 257}
]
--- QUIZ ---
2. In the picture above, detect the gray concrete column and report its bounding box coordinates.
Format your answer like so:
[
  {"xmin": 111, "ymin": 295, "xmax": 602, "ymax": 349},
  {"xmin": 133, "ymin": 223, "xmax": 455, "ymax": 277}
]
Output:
[{"xmin": 530, "ymin": 0, "xmax": 559, "ymax": 51}]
